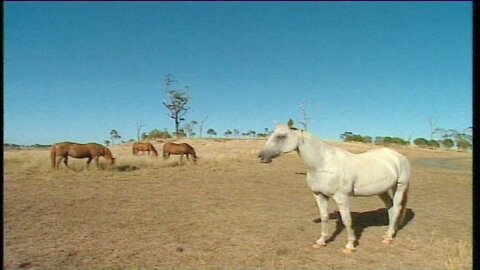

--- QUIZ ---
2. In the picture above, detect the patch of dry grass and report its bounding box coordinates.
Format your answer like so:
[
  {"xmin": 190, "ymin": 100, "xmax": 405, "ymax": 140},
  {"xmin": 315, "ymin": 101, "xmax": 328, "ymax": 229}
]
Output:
[{"xmin": 3, "ymin": 139, "xmax": 472, "ymax": 269}]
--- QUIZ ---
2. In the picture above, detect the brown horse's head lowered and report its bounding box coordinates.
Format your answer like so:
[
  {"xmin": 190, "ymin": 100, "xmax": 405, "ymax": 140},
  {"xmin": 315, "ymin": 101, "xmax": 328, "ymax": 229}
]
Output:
[
  {"xmin": 162, "ymin": 142, "xmax": 198, "ymax": 164},
  {"xmin": 132, "ymin": 142, "xmax": 158, "ymax": 157},
  {"xmin": 50, "ymin": 142, "xmax": 115, "ymax": 169}
]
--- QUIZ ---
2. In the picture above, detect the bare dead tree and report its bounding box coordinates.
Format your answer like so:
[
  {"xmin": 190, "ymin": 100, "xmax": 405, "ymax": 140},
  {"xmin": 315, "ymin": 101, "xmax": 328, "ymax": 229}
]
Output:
[
  {"xmin": 199, "ymin": 116, "xmax": 208, "ymax": 138},
  {"xmin": 298, "ymin": 100, "xmax": 311, "ymax": 131},
  {"xmin": 428, "ymin": 116, "xmax": 436, "ymax": 140},
  {"xmin": 162, "ymin": 74, "xmax": 191, "ymax": 138},
  {"xmin": 136, "ymin": 122, "xmax": 146, "ymax": 141}
]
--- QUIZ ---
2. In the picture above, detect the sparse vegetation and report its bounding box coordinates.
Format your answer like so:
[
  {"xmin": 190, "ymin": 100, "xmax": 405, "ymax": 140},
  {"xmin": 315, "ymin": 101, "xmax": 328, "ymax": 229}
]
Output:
[
  {"xmin": 146, "ymin": 128, "xmax": 172, "ymax": 139},
  {"xmin": 340, "ymin": 132, "xmax": 372, "ymax": 143},
  {"xmin": 413, "ymin": 137, "xmax": 441, "ymax": 149},
  {"xmin": 338, "ymin": 126, "xmax": 472, "ymax": 150},
  {"xmin": 441, "ymin": 138, "xmax": 455, "ymax": 150},
  {"xmin": 110, "ymin": 130, "xmax": 121, "ymax": 146},
  {"xmin": 413, "ymin": 137, "xmax": 429, "ymax": 148},
  {"xmin": 456, "ymin": 138, "xmax": 472, "ymax": 150},
  {"xmin": 206, "ymin": 128, "xmax": 217, "ymax": 137},
  {"xmin": 413, "ymin": 126, "xmax": 472, "ymax": 151},
  {"xmin": 4, "ymin": 143, "xmax": 52, "ymax": 149}
]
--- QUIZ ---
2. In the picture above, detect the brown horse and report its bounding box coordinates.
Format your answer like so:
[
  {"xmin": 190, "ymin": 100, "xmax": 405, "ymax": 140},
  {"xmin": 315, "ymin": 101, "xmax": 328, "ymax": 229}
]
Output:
[
  {"xmin": 132, "ymin": 142, "xmax": 158, "ymax": 156},
  {"xmin": 50, "ymin": 142, "xmax": 116, "ymax": 169},
  {"xmin": 162, "ymin": 142, "xmax": 198, "ymax": 164}
]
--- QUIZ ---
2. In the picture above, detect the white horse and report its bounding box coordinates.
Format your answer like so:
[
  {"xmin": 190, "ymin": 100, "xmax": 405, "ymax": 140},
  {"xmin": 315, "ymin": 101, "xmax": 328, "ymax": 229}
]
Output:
[{"xmin": 258, "ymin": 124, "xmax": 411, "ymax": 253}]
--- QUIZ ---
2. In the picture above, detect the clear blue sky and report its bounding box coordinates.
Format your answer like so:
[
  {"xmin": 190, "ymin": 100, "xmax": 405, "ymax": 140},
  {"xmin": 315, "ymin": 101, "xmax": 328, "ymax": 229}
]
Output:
[{"xmin": 5, "ymin": 2, "xmax": 472, "ymax": 145}]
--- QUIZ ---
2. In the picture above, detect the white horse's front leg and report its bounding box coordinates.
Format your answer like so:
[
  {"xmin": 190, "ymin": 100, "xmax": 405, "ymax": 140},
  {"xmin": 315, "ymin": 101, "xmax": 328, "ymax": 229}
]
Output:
[
  {"xmin": 313, "ymin": 193, "xmax": 330, "ymax": 248},
  {"xmin": 333, "ymin": 194, "xmax": 356, "ymax": 253}
]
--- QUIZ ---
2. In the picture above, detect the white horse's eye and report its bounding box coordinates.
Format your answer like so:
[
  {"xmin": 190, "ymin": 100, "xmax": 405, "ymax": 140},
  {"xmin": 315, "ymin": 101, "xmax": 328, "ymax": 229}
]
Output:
[{"xmin": 276, "ymin": 134, "xmax": 287, "ymax": 140}]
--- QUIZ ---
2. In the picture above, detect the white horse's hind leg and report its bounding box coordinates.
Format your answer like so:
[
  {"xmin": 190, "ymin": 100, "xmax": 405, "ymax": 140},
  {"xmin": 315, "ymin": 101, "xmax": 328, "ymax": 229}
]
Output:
[
  {"xmin": 378, "ymin": 191, "xmax": 395, "ymax": 243},
  {"xmin": 383, "ymin": 183, "xmax": 408, "ymax": 243},
  {"xmin": 333, "ymin": 194, "xmax": 356, "ymax": 252},
  {"xmin": 312, "ymin": 193, "xmax": 330, "ymax": 248},
  {"xmin": 378, "ymin": 191, "xmax": 393, "ymax": 228}
]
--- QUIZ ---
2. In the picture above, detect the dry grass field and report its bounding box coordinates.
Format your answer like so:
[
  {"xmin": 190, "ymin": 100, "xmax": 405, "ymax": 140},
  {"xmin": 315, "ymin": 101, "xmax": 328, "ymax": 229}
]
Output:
[{"xmin": 4, "ymin": 139, "xmax": 472, "ymax": 269}]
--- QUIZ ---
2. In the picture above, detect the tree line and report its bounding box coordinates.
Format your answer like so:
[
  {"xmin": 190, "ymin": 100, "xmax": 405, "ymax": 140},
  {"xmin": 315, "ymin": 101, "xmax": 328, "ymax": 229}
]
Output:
[
  {"xmin": 138, "ymin": 127, "xmax": 272, "ymax": 140},
  {"xmin": 340, "ymin": 127, "xmax": 472, "ymax": 150},
  {"xmin": 101, "ymin": 127, "xmax": 272, "ymax": 146},
  {"xmin": 4, "ymin": 143, "xmax": 52, "ymax": 149}
]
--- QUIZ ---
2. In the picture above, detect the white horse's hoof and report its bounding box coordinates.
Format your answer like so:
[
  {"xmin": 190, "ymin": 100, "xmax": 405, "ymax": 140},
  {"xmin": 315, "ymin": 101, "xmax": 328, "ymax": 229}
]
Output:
[
  {"xmin": 313, "ymin": 239, "xmax": 327, "ymax": 248},
  {"xmin": 382, "ymin": 239, "xmax": 393, "ymax": 244},
  {"xmin": 342, "ymin": 248, "xmax": 356, "ymax": 253}
]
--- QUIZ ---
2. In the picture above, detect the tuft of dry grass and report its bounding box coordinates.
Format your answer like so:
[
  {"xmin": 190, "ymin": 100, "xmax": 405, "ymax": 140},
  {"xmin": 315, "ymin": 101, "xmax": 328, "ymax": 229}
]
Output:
[{"xmin": 439, "ymin": 240, "xmax": 471, "ymax": 270}]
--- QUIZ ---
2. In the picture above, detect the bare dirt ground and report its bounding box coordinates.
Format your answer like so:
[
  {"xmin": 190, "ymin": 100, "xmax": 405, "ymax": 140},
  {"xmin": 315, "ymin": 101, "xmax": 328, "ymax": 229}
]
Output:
[{"xmin": 4, "ymin": 139, "xmax": 472, "ymax": 269}]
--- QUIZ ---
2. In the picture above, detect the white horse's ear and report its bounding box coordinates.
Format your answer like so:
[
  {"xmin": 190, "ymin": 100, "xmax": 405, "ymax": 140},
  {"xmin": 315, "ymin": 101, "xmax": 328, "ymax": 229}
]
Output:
[{"xmin": 287, "ymin": 119, "xmax": 295, "ymax": 128}]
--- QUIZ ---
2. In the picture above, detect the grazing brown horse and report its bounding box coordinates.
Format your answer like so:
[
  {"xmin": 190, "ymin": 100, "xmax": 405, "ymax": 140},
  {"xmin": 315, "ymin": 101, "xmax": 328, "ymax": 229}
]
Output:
[
  {"xmin": 50, "ymin": 142, "xmax": 115, "ymax": 169},
  {"xmin": 162, "ymin": 142, "xmax": 198, "ymax": 164},
  {"xmin": 132, "ymin": 142, "xmax": 158, "ymax": 156}
]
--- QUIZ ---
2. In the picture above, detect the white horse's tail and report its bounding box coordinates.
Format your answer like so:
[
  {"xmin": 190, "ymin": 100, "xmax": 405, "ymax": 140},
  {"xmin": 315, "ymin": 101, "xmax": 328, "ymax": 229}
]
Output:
[{"xmin": 398, "ymin": 184, "xmax": 409, "ymax": 228}]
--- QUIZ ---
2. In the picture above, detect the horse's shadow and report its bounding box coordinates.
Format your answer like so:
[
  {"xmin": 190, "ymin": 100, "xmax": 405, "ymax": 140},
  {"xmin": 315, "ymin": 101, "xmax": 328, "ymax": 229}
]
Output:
[
  {"xmin": 115, "ymin": 165, "xmax": 140, "ymax": 172},
  {"xmin": 313, "ymin": 208, "xmax": 415, "ymax": 247}
]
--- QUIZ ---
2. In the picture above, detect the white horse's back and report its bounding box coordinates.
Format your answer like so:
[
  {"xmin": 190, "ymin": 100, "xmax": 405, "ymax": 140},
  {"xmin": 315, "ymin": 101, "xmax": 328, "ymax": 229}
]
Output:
[{"xmin": 352, "ymin": 147, "xmax": 410, "ymax": 196}]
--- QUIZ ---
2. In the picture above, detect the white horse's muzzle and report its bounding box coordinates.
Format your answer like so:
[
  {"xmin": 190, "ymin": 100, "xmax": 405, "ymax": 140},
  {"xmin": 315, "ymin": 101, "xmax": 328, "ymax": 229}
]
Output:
[{"xmin": 258, "ymin": 150, "xmax": 280, "ymax": 163}]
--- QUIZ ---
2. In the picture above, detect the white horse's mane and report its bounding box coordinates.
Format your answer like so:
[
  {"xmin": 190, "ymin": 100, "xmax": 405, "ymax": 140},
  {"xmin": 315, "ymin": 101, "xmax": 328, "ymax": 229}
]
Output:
[
  {"xmin": 275, "ymin": 124, "xmax": 314, "ymax": 140},
  {"xmin": 293, "ymin": 129, "xmax": 313, "ymax": 139}
]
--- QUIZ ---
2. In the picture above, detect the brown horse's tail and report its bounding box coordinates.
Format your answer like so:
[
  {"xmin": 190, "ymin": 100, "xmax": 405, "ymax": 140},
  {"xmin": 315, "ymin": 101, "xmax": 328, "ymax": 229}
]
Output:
[
  {"xmin": 50, "ymin": 145, "xmax": 57, "ymax": 169},
  {"xmin": 151, "ymin": 145, "xmax": 159, "ymax": 157}
]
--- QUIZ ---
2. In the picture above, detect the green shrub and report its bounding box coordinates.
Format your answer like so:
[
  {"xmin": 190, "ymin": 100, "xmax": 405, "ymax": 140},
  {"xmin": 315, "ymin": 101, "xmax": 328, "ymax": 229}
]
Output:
[
  {"xmin": 456, "ymin": 139, "xmax": 472, "ymax": 150},
  {"xmin": 414, "ymin": 138, "xmax": 429, "ymax": 148},
  {"xmin": 441, "ymin": 138, "xmax": 454, "ymax": 149}
]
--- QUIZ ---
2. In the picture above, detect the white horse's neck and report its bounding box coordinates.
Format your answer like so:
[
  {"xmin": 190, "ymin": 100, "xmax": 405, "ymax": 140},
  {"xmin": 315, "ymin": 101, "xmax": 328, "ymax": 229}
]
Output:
[{"xmin": 296, "ymin": 131, "xmax": 337, "ymax": 171}]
